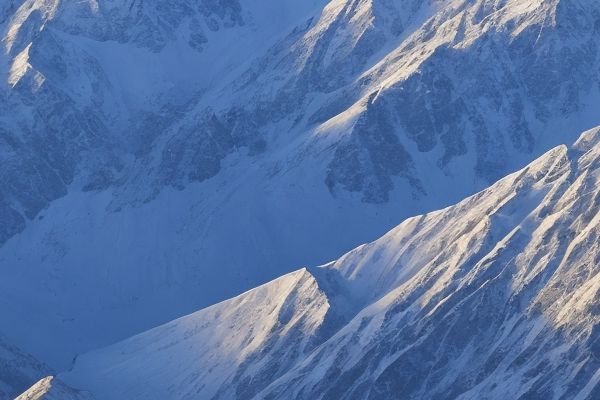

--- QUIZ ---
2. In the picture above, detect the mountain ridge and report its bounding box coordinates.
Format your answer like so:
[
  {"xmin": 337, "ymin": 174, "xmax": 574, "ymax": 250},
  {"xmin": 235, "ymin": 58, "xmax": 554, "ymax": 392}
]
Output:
[
  {"xmin": 48, "ymin": 126, "xmax": 600, "ymax": 400},
  {"xmin": 1, "ymin": 0, "xmax": 599, "ymax": 384}
]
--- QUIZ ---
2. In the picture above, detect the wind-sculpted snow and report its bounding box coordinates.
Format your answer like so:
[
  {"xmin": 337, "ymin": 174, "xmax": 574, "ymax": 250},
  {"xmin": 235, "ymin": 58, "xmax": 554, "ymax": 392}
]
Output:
[
  {"xmin": 1, "ymin": 0, "xmax": 600, "ymax": 388},
  {"xmin": 52, "ymin": 127, "xmax": 600, "ymax": 399}
]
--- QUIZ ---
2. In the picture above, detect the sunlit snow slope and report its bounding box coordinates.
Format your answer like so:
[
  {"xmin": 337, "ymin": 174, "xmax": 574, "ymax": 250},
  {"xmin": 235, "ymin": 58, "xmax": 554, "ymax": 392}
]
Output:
[
  {"xmin": 0, "ymin": 338, "xmax": 50, "ymax": 400},
  {"xmin": 15, "ymin": 376, "xmax": 93, "ymax": 400},
  {"xmin": 57, "ymin": 126, "xmax": 600, "ymax": 400}
]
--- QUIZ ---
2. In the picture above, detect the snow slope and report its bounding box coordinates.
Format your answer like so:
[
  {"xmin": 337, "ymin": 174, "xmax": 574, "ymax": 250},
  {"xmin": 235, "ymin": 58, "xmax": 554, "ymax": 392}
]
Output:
[
  {"xmin": 0, "ymin": 337, "xmax": 50, "ymax": 400},
  {"xmin": 15, "ymin": 376, "xmax": 94, "ymax": 400},
  {"xmin": 54, "ymin": 126, "xmax": 600, "ymax": 399},
  {"xmin": 1, "ymin": 0, "xmax": 600, "ymax": 377},
  {"xmin": 62, "ymin": 268, "xmax": 342, "ymax": 400}
]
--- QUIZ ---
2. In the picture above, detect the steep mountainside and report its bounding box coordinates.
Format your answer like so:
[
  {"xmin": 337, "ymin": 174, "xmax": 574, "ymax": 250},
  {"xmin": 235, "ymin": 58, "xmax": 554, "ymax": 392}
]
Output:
[
  {"xmin": 0, "ymin": 337, "xmax": 50, "ymax": 400},
  {"xmin": 63, "ymin": 269, "xmax": 342, "ymax": 400},
  {"xmin": 1, "ymin": 0, "xmax": 599, "ymax": 373},
  {"xmin": 15, "ymin": 376, "xmax": 94, "ymax": 400},
  {"xmin": 55, "ymin": 126, "xmax": 600, "ymax": 399}
]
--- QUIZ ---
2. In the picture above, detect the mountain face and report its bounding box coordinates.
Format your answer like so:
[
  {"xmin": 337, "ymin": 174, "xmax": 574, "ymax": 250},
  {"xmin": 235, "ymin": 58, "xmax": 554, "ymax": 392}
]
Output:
[
  {"xmin": 15, "ymin": 376, "xmax": 93, "ymax": 400},
  {"xmin": 1, "ymin": 0, "xmax": 599, "ymax": 381},
  {"xmin": 64, "ymin": 268, "xmax": 338, "ymax": 400},
  {"xmin": 52, "ymin": 126, "xmax": 600, "ymax": 399},
  {"xmin": 0, "ymin": 338, "xmax": 50, "ymax": 400}
]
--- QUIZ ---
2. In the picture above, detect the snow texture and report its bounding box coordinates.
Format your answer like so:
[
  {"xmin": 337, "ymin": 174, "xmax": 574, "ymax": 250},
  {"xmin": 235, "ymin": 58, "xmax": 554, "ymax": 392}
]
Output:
[
  {"xmin": 15, "ymin": 376, "xmax": 94, "ymax": 400},
  {"xmin": 55, "ymin": 127, "xmax": 600, "ymax": 399},
  {"xmin": 1, "ymin": 0, "xmax": 600, "ymax": 395}
]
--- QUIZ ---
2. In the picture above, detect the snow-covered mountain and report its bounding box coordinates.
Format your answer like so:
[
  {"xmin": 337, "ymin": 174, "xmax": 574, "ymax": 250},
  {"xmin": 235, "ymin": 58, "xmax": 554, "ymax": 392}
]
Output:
[
  {"xmin": 0, "ymin": 338, "xmax": 50, "ymax": 400},
  {"xmin": 43, "ymin": 126, "xmax": 600, "ymax": 400},
  {"xmin": 1, "ymin": 0, "xmax": 599, "ymax": 384},
  {"xmin": 15, "ymin": 376, "xmax": 93, "ymax": 400}
]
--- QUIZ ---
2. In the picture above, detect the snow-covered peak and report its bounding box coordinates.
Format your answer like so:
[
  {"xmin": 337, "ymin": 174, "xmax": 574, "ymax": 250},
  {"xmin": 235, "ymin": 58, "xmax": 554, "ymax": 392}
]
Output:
[
  {"xmin": 2, "ymin": 0, "xmax": 59, "ymax": 55},
  {"xmin": 52, "ymin": 126, "xmax": 600, "ymax": 399},
  {"xmin": 1, "ymin": 0, "xmax": 599, "ymax": 390},
  {"xmin": 260, "ymin": 126, "xmax": 600, "ymax": 399},
  {"xmin": 60, "ymin": 268, "xmax": 343, "ymax": 399}
]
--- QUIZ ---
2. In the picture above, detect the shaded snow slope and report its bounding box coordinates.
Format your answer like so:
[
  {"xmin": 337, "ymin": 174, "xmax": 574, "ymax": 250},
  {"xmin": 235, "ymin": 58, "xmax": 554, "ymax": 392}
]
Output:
[{"xmin": 55, "ymin": 127, "xmax": 600, "ymax": 399}]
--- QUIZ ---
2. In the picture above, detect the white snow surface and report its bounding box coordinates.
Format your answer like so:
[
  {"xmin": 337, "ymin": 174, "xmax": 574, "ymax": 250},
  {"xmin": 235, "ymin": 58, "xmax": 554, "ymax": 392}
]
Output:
[
  {"xmin": 0, "ymin": 338, "xmax": 50, "ymax": 400},
  {"xmin": 0, "ymin": 0, "xmax": 599, "ymax": 383},
  {"xmin": 53, "ymin": 127, "xmax": 600, "ymax": 399},
  {"xmin": 15, "ymin": 376, "xmax": 94, "ymax": 400}
]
